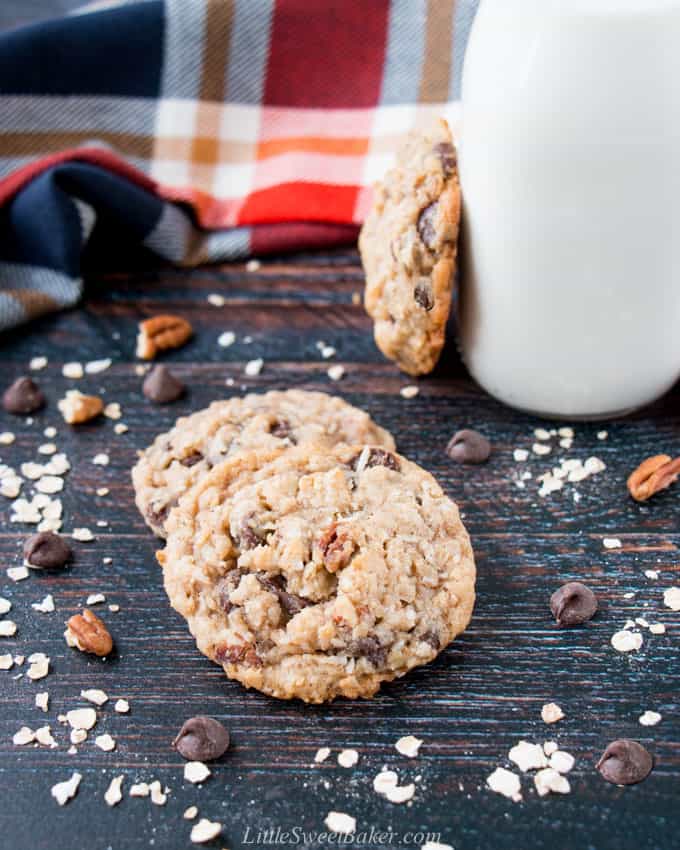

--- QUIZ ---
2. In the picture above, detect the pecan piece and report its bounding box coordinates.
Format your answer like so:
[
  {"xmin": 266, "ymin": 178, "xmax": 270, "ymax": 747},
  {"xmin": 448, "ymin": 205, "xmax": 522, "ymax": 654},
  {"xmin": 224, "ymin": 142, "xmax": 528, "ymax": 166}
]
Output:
[
  {"xmin": 315, "ymin": 523, "xmax": 357, "ymax": 573},
  {"xmin": 136, "ymin": 314, "xmax": 193, "ymax": 360},
  {"xmin": 65, "ymin": 609, "xmax": 113, "ymax": 656},
  {"xmin": 57, "ymin": 390, "xmax": 103, "ymax": 424},
  {"xmin": 627, "ymin": 454, "xmax": 680, "ymax": 502}
]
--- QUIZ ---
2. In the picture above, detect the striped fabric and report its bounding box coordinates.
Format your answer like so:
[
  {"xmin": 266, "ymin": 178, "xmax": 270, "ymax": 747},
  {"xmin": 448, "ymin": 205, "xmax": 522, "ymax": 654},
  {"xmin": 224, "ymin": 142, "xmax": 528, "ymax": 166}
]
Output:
[{"xmin": 0, "ymin": 0, "xmax": 479, "ymax": 330}]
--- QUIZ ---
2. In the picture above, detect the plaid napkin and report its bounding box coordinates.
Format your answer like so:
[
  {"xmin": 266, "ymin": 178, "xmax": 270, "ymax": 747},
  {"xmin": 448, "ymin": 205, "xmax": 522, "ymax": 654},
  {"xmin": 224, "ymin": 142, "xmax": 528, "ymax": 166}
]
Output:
[{"xmin": 0, "ymin": 0, "xmax": 478, "ymax": 331}]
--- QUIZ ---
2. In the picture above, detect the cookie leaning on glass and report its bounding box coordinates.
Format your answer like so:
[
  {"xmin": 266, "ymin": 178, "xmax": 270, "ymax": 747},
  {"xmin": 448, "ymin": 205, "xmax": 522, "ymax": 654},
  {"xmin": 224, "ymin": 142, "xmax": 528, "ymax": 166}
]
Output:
[
  {"xmin": 359, "ymin": 118, "xmax": 461, "ymax": 376},
  {"xmin": 158, "ymin": 444, "xmax": 476, "ymax": 703}
]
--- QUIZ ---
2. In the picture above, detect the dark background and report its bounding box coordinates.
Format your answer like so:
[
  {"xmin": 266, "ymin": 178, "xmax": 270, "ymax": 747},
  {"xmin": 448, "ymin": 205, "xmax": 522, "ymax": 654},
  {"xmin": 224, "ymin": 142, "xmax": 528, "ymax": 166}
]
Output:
[{"xmin": 1, "ymin": 4, "xmax": 679, "ymax": 850}]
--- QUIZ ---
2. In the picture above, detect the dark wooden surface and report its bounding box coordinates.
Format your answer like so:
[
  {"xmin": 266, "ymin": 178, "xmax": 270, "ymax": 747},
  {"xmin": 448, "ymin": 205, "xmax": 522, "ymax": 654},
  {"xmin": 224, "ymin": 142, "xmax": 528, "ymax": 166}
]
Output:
[
  {"xmin": 1, "ymin": 5, "xmax": 680, "ymax": 850},
  {"xmin": 0, "ymin": 247, "xmax": 679, "ymax": 850}
]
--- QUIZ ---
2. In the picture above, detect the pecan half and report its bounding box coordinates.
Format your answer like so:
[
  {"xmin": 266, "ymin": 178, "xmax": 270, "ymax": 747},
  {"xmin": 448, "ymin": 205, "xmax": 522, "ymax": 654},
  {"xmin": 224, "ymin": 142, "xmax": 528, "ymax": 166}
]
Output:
[
  {"xmin": 136, "ymin": 315, "xmax": 193, "ymax": 360},
  {"xmin": 65, "ymin": 609, "xmax": 113, "ymax": 656},
  {"xmin": 315, "ymin": 523, "xmax": 357, "ymax": 573},
  {"xmin": 627, "ymin": 455, "xmax": 680, "ymax": 502},
  {"xmin": 57, "ymin": 390, "xmax": 103, "ymax": 424}
]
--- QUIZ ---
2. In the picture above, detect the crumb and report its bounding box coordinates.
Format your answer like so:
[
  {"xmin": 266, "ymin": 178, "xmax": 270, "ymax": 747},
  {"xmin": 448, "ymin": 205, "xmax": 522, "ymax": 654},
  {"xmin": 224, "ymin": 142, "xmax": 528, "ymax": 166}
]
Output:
[
  {"xmin": 611, "ymin": 629, "xmax": 643, "ymax": 653},
  {"xmin": 486, "ymin": 767, "xmax": 522, "ymax": 802},
  {"xmin": 104, "ymin": 775, "xmax": 124, "ymax": 807},
  {"xmin": 62, "ymin": 363, "xmax": 84, "ymax": 379},
  {"xmin": 323, "ymin": 812, "xmax": 356, "ymax": 835},
  {"xmin": 314, "ymin": 747, "xmax": 330, "ymax": 764},
  {"xmin": 395, "ymin": 735, "xmax": 423, "ymax": 758},
  {"xmin": 327, "ymin": 365, "xmax": 345, "ymax": 381},
  {"xmin": 603, "ymin": 537, "xmax": 622, "ymax": 549},
  {"xmin": 218, "ymin": 331, "xmax": 236, "ymax": 348},
  {"xmin": 51, "ymin": 772, "xmax": 82, "ymax": 805},
  {"xmin": 337, "ymin": 749, "xmax": 359, "ymax": 768},
  {"xmin": 541, "ymin": 703, "xmax": 565, "ymax": 724},
  {"xmin": 400, "ymin": 386, "xmax": 419, "ymax": 399},
  {"xmin": 244, "ymin": 358, "xmax": 263, "ymax": 377},
  {"xmin": 509, "ymin": 741, "xmax": 548, "ymax": 771},
  {"xmin": 184, "ymin": 762, "xmax": 211, "ymax": 784}
]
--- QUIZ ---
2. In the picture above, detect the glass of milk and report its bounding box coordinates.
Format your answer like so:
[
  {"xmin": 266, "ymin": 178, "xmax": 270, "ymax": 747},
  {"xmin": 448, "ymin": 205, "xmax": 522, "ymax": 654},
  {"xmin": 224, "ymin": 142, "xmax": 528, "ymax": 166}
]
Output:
[{"xmin": 458, "ymin": 0, "xmax": 680, "ymax": 419}]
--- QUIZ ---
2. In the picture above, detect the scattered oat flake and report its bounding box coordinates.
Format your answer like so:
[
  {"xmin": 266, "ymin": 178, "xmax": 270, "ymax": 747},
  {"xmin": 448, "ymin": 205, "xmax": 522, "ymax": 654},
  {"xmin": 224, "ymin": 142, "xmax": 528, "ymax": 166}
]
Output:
[
  {"xmin": 0, "ymin": 597, "xmax": 11, "ymax": 615},
  {"xmin": 32, "ymin": 594, "xmax": 55, "ymax": 613},
  {"xmin": 129, "ymin": 782, "xmax": 150, "ymax": 797},
  {"xmin": 244, "ymin": 358, "xmax": 263, "ymax": 377},
  {"xmin": 105, "ymin": 775, "xmax": 124, "ymax": 807},
  {"xmin": 246, "ymin": 259, "xmax": 261, "ymax": 272},
  {"xmin": 191, "ymin": 819, "xmax": 223, "ymax": 843},
  {"xmin": 513, "ymin": 449, "xmax": 529, "ymax": 462},
  {"xmin": 603, "ymin": 537, "xmax": 622, "ymax": 549},
  {"xmin": 324, "ymin": 812, "xmax": 356, "ymax": 835},
  {"xmin": 395, "ymin": 735, "xmax": 423, "ymax": 758},
  {"xmin": 51, "ymin": 772, "xmax": 82, "ymax": 806},
  {"xmin": 509, "ymin": 741, "xmax": 548, "ymax": 772},
  {"xmin": 62, "ymin": 363, "xmax": 83, "ymax": 379},
  {"xmin": 36, "ymin": 476, "xmax": 64, "ymax": 495},
  {"xmin": 103, "ymin": 402, "xmax": 122, "ymax": 420},
  {"xmin": 67, "ymin": 707, "xmax": 97, "ymax": 731},
  {"xmin": 639, "ymin": 710, "xmax": 662, "ymax": 726},
  {"xmin": 645, "ymin": 570, "xmax": 660, "ymax": 580},
  {"xmin": 184, "ymin": 761, "xmax": 211, "ymax": 784},
  {"xmin": 36, "ymin": 692, "xmax": 49, "ymax": 711},
  {"xmin": 534, "ymin": 767, "xmax": 571, "ymax": 797},
  {"xmin": 532, "ymin": 443, "xmax": 551, "ymax": 456},
  {"xmin": 35, "ymin": 726, "xmax": 57, "ymax": 748},
  {"xmin": 96, "ymin": 733, "xmax": 116, "ymax": 752},
  {"xmin": 541, "ymin": 703, "xmax": 565, "ymax": 724},
  {"xmin": 14, "ymin": 726, "xmax": 36, "ymax": 745},
  {"xmin": 534, "ymin": 428, "xmax": 551, "ymax": 440},
  {"xmin": 0, "ymin": 620, "xmax": 17, "ymax": 637},
  {"xmin": 0, "ymin": 432, "xmax": 15, "ymax": 445},
  {"xmin": 86, "ymin": 593, "xmax": 106, "ymax": 605},
  {"xmin": 114, "ymin": 423, "xmax": 128, "ymax": 435},
  {"xmin": 549, "ymin": 751, "xmax": 575, "ymax": 774},
  {"xmin": 486, "ymin": 767, "xmax": 522, "ymax": 802},
  {"xmin": 27, "ymin": 654, "xmax": 50, "ymax": 680},
  {"xmin": 422, "ymin": 843, "xmax": 454, "ymax": 850},
  {"xmin": 314, "ymin": 747, "xmax": 330, "ymax": 764},
  {"xmin": 400, "ymin": 385, "xmax": 419, "ymax": 399},
  {"xmin": 207, "ymin": 293, "xmax": 226, "ymax": 307},
  {"xmin": 85, "ymin": 358, "xmax": 111, "ymax": 374},
  {"xmin": 97, "ymin": 488, "xmax": 110, "ymax": 497},
  {"xmin": 72, "ymin": 528, "xmax": 94, "ymax": 542},
  {"xmin": 611, "ymin": 629, "xmax": 643, "ymax": 653},
  {"xmin": 328, "ymin": 365, "xmax": 345, "ymax": 381},
  {"xmin": 38, "ymin": 443, "xmax": 57, "ymax": 455},
  {"xmin": 597, "ymin": 430, "xmax": 608, "ymax": 440},
  {"xmin": 30, "ymin": 356, "xmax": 48, "ymax": 371},
  {"xmin": 114, "ymin": 699, "xmax": 130, "ymax": 713},
  {"xmin": 649, "ymin": 623, "xmax": 666, "ymax": 635},
  {"xmin": 149, "ymin": 780, "xmax": 167, "ymax": 805},
  {"xmin": 0, "ymin": 654, "xmax": 14, "ymax": 670},
  {"xmin": 184, "ymin": 806, "xmax": 199, "ymax": 820},
  {"xmin": 663, "ymin": 587, "xmax": 680, "ymax": 611},
  {"xmin": 81, "ymin": 688, "xmax": 108, "ymax": 706},
  {"xmin": 337, "ymin": 749, "xmax": 359, "ymax": 768},
  {"xmin": 92, "ymin": 453, "xmax": 109, "ymax": 466},
  {"xmin": 218, "ymin": 331, "xmax": 236, "ymax": 348}
]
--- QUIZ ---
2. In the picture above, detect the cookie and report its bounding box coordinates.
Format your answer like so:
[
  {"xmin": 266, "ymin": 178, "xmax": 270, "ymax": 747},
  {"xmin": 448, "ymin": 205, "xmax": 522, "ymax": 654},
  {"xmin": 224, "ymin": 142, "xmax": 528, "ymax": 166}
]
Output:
[
  {"xmin": 159, "ymin": 444, "xmax": 475, "ymax": 702},
  {"xmin": 132, "ymin": 390, "xmax": 395, "ymax": 537},
  {"xmin": 359, "ymin": 118, "xmax": 461, "ymax": 376}
]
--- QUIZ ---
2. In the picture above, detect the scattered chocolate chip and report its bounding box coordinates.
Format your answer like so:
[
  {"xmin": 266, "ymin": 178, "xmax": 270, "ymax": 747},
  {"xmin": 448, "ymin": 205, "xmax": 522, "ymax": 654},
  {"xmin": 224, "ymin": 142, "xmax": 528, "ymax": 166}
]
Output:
[
  {"xmin": 269, "ymin": 419, "xmax": 296, "ymax": 442},
  {"xmin": 23, "ymin": 531, "xmax": 72, "ymax": 569},
  {"xmin": 434, "ymin": 141, "xmax": 457, "ymax": 176},
  {"xmin": 596, "ymin": 740, "xmax": 653, "ymax": 785},
  {"xmin": 550, "ymin": 582, "xmax": 598, "ymax": 627},
  {"xmin": 417, "ymin": 202, "xmax": 438, "ymax": 249},
  {"xmin": 446, "ymin": 430, "xmax": 491, "ymax": 464},
  {"xmin": 173, "ymin": 716, "xmax": 230, "ymax": 761},
  {"xmin": 3, "ymin": 376, "xmax": 45, "ymax": 414},
  {"xmin": 142, "ymin": 364, "xmax": 185, "ymax": 404},
  {"xmin": 350, "ymin": 448, "xmax": 400, "ymax": 472},
  {"xmin": 414, "ymin": 282, "xmax": 434, "ymax": 311},
  {"xmin": 181, "ymin": 451, "xmax": 203, "ymax": 468},
  {"xmin": 348, "ymin": 636, "xmax": 387, "ymax": 668}
]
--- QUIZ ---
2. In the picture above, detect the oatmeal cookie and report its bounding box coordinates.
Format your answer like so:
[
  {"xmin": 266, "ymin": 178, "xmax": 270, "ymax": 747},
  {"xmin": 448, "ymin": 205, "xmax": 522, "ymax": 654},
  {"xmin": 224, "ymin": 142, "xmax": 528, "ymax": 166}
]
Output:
[
  {"xmin": 132, "ymin": 390, "xmax": 394, "ymax": 537},
  {"xmin": 159, "ymin": 444, "xmax": 475, "ymax": 702},
  {"xmin": 359, "ymin": 118, "xmax": 461, "ymax": 376}
]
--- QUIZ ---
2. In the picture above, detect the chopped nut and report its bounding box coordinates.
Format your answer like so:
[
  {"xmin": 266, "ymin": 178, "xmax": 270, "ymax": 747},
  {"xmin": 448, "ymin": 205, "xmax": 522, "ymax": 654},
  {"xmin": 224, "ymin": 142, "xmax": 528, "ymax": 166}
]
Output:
[
  {"xmin": 136, "ymin": 315, "xmax": 193, "ymax": 360},
  {"xmin": 327, "ymin": 365, "xmax": 345, "ymax": 381},
  {"xmin": 65, "ymin": 608, "xmax": 113, "ymax": 656},
  {"xmin": 627, "ymin": 455, "xmax": 680, "ymax": 501},
  {"xmin": 58, "ymin": 390, "xmax": 103, "ymax": 424},
  {"xmin": 244, "ymin": 358, "xmax": 263, "ymax": 377},
  {"xmin": 0, "ymin": 620, "xmax": 17, "ymax": 637},
  {"xmin": 35, "ymin": 692, "xmax": 49, "ymax": 711}
]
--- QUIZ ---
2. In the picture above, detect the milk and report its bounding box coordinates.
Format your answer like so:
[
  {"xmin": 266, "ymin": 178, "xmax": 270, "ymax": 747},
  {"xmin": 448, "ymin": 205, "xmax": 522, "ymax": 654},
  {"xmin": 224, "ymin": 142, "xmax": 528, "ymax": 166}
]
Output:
[{"xmin": 458, "ymin": 0, "xmax": 680, "ymax": 418}]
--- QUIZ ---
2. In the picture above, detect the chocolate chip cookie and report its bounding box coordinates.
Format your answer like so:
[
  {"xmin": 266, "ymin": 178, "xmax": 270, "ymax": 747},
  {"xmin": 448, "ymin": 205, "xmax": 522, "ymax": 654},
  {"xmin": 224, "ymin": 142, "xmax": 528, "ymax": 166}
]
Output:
[
  {"xmin": 158, "ymin": 444, "xmax": 475, "ymax": 702},
  {"xmin": 359, "ymin": 118, "xmax": 461, "ymax": 376},
  {"xmin": 132, "ymin": 390, "xmax": 395, "ymax": 537}
]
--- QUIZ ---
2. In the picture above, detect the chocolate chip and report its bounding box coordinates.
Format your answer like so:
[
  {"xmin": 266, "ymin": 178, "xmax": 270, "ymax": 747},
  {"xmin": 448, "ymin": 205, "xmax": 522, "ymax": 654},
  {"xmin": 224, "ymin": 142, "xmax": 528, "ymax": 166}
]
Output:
[
  {"xmin": 257, "ymin": 574, "xmax": 309, "ymax": 616},
  {"xmin": 434, "ymin": 141, "xmax": 457, "ymax": 176},
  {"xmin": 236, "ymin": 513, "xmax": 265, "ymax": 550},
  {"xmin": 3, "ymin": 377, "xmax": 45, "ymax": 415},
  {"xmin": 446, "ymin": 430, "xmax": 491, "ymax": 464},
  {"xmin": 143, "ymin": 365, "xmax": 185, "ymax": 404},
  {"xmin": 414, "ymin": 282, "xmax": 434, "ymax": 311},
  {"xmin": 215, "ymin": 569, "xmax": 246, "ymax": 613},
  {"xmin": 348, "ymin": 636, "xmax": 387, "ymax": 668},
  {"xmin": 417, "ymin": 202, "xmax": 438, "ymax": 249},
  {"xmin": 181, "ymin": 451, "xmax": 203, "ymax": 468},
  {"xmin": 172, "ymin": 716, "xmax": 230, "ymax": 761},
  {"xmin": 23, "ymin": 531, "xmax": 72, "ymax": 569},
  {"xmin": 596, "ymin": 740, "xmax": 653, "ymax": 785},
  {"xmin": 350, "ymin": 448, "xmax": 400, "ymax": 472},
  {"xmin": 269, "ymin": 419, "xmax": 296, "ymax": 442},
  {"xmin": 146, "ymin": 498, "xmax": 176, "ymax": 529},
  {"xmin": 421, "ymin": 630, "xmax": 441, "ymax": 651},
  {"xmin": 550, "ymin": 582, "xmax": 598, "ymax": 627}
]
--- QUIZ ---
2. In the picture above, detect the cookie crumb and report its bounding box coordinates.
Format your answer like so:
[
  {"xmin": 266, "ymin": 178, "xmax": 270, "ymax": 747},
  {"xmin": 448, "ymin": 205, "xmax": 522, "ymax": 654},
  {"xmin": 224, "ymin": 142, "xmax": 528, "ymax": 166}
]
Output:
[
  {"xmin": 104, "ymin": 775, "xmax": 124, "ymax": 807},
  {"xmin": 184, "ymin": 806, "xmax": 198, "ymax": 820},
  {"xmin": 327, "ymin": 365, "xmax": 345, "ymax": 382},
  {"xmin": 314, "ymin": 747, "xmax": 330, "ymax": 764},
  {"xmin": 509, "ymin": 741, "xmax": 548, "ymax": 771},
  {"xmin": 534, "ymin": 767, "xmax": 571, "ymax": 797},
  {"xmin": 639, "ymin": 710, "xmax": 662, "ymax": 726},
  {"xmin": 62, "ymin": 363, "xmax": 84, "ymax": 379},
  {"xmin": 400, "ymin": 386, "xmax": 419, "ymax": 399},
  {"xmin": 395, "ymin": 735, "xmax": 423, "ymax": 758},
  {"xmin": 541, "ymin": 703, "xmax": 565, "ymax": 724},
  {"xmin": 663, "ymin": 587, "xmax": 680, "ymax": 611},
  {"xmin": 114, "ymin": 699, "xmax": 130, "ymax": 713},
  {"xmin": 337, "ymin": 749, "xmax": 359, "ymax": 768},
  {"xmin": 603, "ymin": 537, "xmax": 622, "ymax": 549},
  {"xmin": 184, "ymin": 761, "xmax": 211, "ymax": 784},
  {"xmin": 67, "ymin": 708, "xmax": 97, "ymax": 730},
  {"xmin": 611, "ymin": 629, "xmax": 643, "ymax": 653},
  {"xmin": 51, "ymin": 772, "xmax": 82, "ymax": 805},
  {"xmin": 324, "ymin": 812, "xmax": 356, "ymax": 835},
  {"xmin": 218, "ymin": 331, "xmax": 236, "ymax": 348},
  {"xmin": 486, "ymin": 767, "xmax": 522, "ymax": 802},
  {"xmin": 95, "ymin": 733, "xmax": 116, "ymax": 751},
  {"xmin": 190, "ymin": 819, "xmax": 223, "ymax": 844}
]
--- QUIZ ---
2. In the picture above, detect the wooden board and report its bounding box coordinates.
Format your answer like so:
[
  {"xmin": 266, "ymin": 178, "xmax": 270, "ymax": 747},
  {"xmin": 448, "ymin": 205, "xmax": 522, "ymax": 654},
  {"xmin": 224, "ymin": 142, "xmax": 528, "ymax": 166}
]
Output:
[{"xmin": 0, "ymin": 248, "xmax": 679, "ymax": 850}]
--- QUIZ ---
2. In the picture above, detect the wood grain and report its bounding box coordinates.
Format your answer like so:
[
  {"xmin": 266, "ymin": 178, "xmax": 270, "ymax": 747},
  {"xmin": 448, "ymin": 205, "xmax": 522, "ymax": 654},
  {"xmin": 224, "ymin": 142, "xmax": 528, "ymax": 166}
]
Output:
[{"xmin": 0, "ymin": 247, "xmax": 679, "ymax": 850}]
